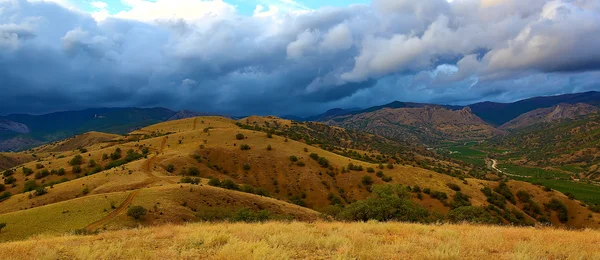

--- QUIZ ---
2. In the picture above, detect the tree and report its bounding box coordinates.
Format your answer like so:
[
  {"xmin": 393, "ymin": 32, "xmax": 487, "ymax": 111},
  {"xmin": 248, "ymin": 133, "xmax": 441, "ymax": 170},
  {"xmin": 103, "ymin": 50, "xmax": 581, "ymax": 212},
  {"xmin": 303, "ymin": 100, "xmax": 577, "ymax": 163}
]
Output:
[
  {"xmin": 127, "ymin": 206, "xmax": 147, "ymax": 220},
  {"xmin": 0, "ymin": 223, "xmax": 5, "ymax": 233},
  {"xmin": 69, "ymin": 155, "xmax": 83, "ymax": 166},
  {"xmin": 236, "ymin": 133, "xmax": 245, "ymax": 140}
]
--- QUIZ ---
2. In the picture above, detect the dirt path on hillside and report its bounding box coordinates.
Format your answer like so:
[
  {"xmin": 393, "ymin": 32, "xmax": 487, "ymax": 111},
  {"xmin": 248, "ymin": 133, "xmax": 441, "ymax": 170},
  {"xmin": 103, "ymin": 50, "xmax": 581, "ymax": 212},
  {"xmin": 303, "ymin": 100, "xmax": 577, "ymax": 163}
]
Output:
[
  {"xmin": 489, "ymin": 159, "xmax": 532, "ymax": 178},
  {"xmin": 141, "ymin": 136, "xmax": 175, "ymax": 184},
  {"xmin": 85, "ymin": 190, "xmax": 141, "ymax": 231}
]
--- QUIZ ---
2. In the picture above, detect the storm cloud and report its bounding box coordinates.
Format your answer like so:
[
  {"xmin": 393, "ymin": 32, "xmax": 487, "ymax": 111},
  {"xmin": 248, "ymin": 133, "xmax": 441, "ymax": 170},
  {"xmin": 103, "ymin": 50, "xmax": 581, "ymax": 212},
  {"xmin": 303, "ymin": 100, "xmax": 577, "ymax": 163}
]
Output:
[{"xmin": 1, "ymin": 0, "xmax": 600, "ymax": 116}]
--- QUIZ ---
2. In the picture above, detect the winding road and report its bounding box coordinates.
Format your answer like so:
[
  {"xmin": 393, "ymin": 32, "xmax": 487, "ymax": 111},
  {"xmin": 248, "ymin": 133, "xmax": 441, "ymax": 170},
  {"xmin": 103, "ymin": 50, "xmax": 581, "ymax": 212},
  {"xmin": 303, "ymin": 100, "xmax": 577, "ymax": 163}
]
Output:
[
  {"xmin": 490, "ymin": 159, "xmax": 531, "ymax": 178},
  {"xmin": 85, "ymin": 190, "xmax": 141, "ymax": 231}
]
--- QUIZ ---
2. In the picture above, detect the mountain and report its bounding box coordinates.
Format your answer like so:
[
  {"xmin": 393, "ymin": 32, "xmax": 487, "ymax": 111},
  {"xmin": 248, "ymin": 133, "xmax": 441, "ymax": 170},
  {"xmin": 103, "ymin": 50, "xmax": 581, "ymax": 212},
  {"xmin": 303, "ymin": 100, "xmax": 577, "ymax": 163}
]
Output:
[
  {"xmin": 0, "ymin": 107, "xmax": 175, "ymax": 151},
  {"xmin": 167, "ymin": 110, "xmax": 229, "ymax": 121},
  {"xmin": 323, "ymin": 106, "xmax": 502, "ymax": 144},
  {"xmin": 468, "ymin": 91, "xmax": 600, "ymax": 126},
  {"xmin": 500, "ymin": 103, "xmax": 600, "ymax": 130}
]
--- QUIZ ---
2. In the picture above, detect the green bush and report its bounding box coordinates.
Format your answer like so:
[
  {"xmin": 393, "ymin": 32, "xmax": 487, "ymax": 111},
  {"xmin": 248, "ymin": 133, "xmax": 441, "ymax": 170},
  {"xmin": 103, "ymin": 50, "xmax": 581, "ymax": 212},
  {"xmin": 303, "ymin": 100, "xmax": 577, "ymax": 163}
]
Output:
[
  {"xmin": 208, "ymin": 177, "xmax": 221, "ymax": 187},
  {"xmin": 367, "ymin": 167, "xmax": 375, "ymax": 173},
  {"xmin": 289, "ymin": 155, "xmax": 298, "ymax": 162},
  {"xmin": 23, "ymin": 180, "xmax": 38, "ymax": 192},
  {"xmin": 127, "ymin": 206, "xmax": 147, "ymax": 220},
  {"xmin": 317, "ymin": 157, "xmax": 329, "ymax": 168},
  {"xmin": 0, "ymin": 192, "xmax": 11, "ymax": 201},
  {"xmin": 494, "ymin": 181, "xmax": 516, "ymax": 204},
  {"xmin": 167, "ymin": 164, "xmax": 175, "ymax": 173},
  {"xmin": 22, "ymin": 167, "xmax": 34, "ymax": 176},
  {"xmin": 446, "ymin": 206, "xmax": 502, "ymax": 224},
  {"xmin": 69, "ymin": 155, "xmax": 83, "ymax": 166},
  {"xmin": 450, "ymin": 192, "xmax": 471, "ymax": 209},
  {"xmin": 232, "ymin": 208, "xmax": 270, "ymax": 222},
  {"xmin": 236, "ymin": 133, "xmax": 245, "ymax": 140},
  {"xmin": 34, "ymin": 187, "xmax": 47, "ymax": 196},
  {"xmin": 240, "ymin": 144, "xmax": 251, "ymax": 151},
  {"xmin": 430, "ymin": 191, "xmax": 448, "ymax": 201},
  {"xmin": 334, "ymin": 185, "xmax": 438, "ymax": 223},
  {"xmin": 296, "ymin": 161, "xmax": 305, "ymax": 167},
  {"xmin": 72, "ymin": 165, "xmax": 82, "ymax": 174},
  {"xmin": 446, "ymin": 183, "xmax": 461, "ymax": 192},
  {"xmin": 2, "ymin": 169, "xmax": 14, "ymax": 177},
  {"xmin": 376, "ymin": 171, "xmax": 384, "ymax": 177},
  {"xmin": 361, "ymin": 175, "xmax": 374, "ymax": 186},
  {"xmin": 516, "ymin": 190, "xmax": 531, "ymax": 203},
  {"xmin": 3, "ymin": 176, "xmax": 16, "ymax": 185},
  {"xmin": 545, "ymin": 198, "xmax": 568, "ymax": 223}
]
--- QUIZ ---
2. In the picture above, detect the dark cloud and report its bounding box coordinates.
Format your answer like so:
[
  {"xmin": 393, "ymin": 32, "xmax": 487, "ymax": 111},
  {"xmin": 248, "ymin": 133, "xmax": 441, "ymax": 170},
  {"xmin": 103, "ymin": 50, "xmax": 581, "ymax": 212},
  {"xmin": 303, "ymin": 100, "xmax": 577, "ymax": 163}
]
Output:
[{"xmin": 1, "ymin": 0, "xmax": 600, "ymax": 117}]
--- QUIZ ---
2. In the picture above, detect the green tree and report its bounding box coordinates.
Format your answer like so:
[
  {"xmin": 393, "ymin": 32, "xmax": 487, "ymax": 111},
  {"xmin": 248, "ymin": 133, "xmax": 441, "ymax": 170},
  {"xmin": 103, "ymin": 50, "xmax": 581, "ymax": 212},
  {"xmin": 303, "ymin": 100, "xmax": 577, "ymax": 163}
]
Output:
[{"xmin": 127, "ymin": 206, "xmax": 147, "ymax": 220}]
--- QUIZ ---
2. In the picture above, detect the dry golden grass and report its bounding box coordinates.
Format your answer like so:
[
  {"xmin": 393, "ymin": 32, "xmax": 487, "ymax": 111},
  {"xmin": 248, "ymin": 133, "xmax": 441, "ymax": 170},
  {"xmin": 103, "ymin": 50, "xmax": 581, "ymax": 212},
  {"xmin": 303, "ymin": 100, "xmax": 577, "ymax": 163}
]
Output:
[{"xmin": 1, "ymin": 221, "xmax": 599, "ymax": 259}]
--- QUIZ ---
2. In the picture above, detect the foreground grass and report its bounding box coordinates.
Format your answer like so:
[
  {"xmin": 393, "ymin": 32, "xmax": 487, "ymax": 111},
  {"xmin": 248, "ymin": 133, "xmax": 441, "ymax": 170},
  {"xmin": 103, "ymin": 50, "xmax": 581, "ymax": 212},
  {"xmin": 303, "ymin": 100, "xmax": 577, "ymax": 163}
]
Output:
[{"xmin": 1, "ymin": 222, "xmax": 599, "ymax": 259}]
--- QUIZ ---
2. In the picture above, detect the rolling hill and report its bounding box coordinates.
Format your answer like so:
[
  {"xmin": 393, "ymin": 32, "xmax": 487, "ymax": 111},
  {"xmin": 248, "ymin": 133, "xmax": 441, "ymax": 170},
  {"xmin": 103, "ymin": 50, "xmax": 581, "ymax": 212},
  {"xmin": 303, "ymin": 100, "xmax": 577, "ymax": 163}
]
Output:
[{"xmin": 0, "ymin": 116, "xmax": 597, "ymax": 244}]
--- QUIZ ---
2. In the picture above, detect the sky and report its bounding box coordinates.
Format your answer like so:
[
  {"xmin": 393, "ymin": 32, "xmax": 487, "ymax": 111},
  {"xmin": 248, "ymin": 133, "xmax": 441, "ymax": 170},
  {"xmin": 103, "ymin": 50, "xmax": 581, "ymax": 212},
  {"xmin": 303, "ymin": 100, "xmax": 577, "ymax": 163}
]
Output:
[{"xmin": 1, "ymin": 0, "xmax": 599, "ymax": 116}]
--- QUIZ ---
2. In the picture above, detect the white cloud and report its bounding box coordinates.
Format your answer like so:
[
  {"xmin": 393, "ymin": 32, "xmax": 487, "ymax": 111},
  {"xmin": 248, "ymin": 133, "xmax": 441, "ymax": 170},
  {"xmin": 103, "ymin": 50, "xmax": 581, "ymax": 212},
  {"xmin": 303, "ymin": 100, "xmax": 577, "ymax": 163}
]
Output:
[{"xmin": 114, "ymin": 0, "xmax": 237, "ymax": 22}]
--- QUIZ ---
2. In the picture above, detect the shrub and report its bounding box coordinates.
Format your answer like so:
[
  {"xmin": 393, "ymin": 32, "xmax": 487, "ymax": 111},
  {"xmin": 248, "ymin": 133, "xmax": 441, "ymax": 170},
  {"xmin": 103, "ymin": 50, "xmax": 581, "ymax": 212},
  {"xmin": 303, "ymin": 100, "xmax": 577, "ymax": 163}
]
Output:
[
  {"xmin": 23, "ymin": 180, "xmax": 38, "ymax": 192},
  {"xmin": 317, "ymin": 157, "xmax": 329, "ymax": 168},
  {"xmin": 232, "ymin": 208, "xmax": 270, "ymax": 222},
  {"xmin": 516, "ymin": 190, "xmax": 531, "ymax": 203},
  {"xmin": 35, "ymin": 164, "xmax": 44, "ymax": 169},
  {"xmin": 588, "ymin": 204, "xmax": 600, "ymax": 213},
  {"xmin": 494, "ymin": 181, "xmax": 516, "ymax": 204},
  {"xmin": 167, "ymin": 164, "xmax": 175, "ymax": 173},
  {"xmin": 267, "ymin": 132, "xmax": 273, "ymax": 138},
  {"xmin": 72, "ymin": 165, "xmax": 82, "ymax": 174},
  {"xmin": 296, "ymin": 161, "xmax": 305, "ymax": 167},
  {"xmin": 69, "ymin": 155, "xmax": 83, "ymax": 166},
  {"xmin": 82, "ymin": 186, "xmax": 89, "ymax": 195},
  {"xmin": 564, "ymin": 192, "xmax": 576, "ymax": 200},
  {"xmin": 362, "ymin": 175, "xmax": 374, "ymax": 186},
  {"xmin": 220, "ymin": 179, "xmax": 240, "ymax": 190},
  {"xmin": 309, "ymin": 153, "xmax": 320, "ymax": 161},
  {"xmin": 545, "ymin": 198, "xmax": 568, "ymax": 223},
  {"xmin": 2, "ymin": 169, "xmax": 14, "ymax": 177},
  {"xmin": 423, "ymin": 188, "xmax": 431, "ymax": 194},
  {"xmin": 543, "ymin": 186, "xmax": 552, "ymax": 192},
  {"xmin": 386, "ymin": 163, "xmax": 394, "ymax": 169},
  {"xmin": 450, "ymin": 192, "xmax": 471, "ymax": 209},
  {"xmin": 0, "ymin": 184, "xmax": 4, "ymax": 192},
  {"xmin": 289, "ymin": 155, "xmax": 298, "ymax": 162},
  {"xmin": 35, "ymin": 169, "xmax": 50, "ymax": 179},
  {"xmin": 446, "ymin": 183, "xmax": 461, "ymax": 191},
  {"xmin": 412, "ymin": 185, "xmax": 421, "ymax": 193},
  {"xmin": 236, "ymin": 133, "xmax": 245, "ymax": 140},
  {"xmin": 367, "ymin": 167, "xmax": 375, "ymax": 173},
  {"xmin": 181, "ymin": 177, "xmax": 200, "ymax": 184},
  {"xmin": 267, "ymin": 145, "xmax": 272, "ymax": 151},
  {"xmin": 0, "ymin": 223, "xmax": 6, "ymax": 233},
  {"xmin": 208, "ymin": 178, "xmax": 221, "ymax": 187},
  {"xmin": 88, "ymin": 159, "xmax": 97, "ymax": 168},
  {"xmin": 22, "ymin": 167, "xmax": 34, "ymax": 176},
  {"xmin": 34, "ymin": 187, "xmax": 47, "ymax": 196},
  {"xmin": 0, "ymin": 192, "xmax": 11, "ymax": 201},
  {"xmin": 243, "ymin": 163, "xmax": 251, "ymax": 171},
  {"xmin": 382, "ymin": 176, "xmax": 393, "ymax": 182},
  {"xmin": 376, "ymin": 171, "xmax": 384, "ymax": 177},
  {"xmin": 430, "ymin": 191, "xmax": 448, "ymax": 201},
  {"xmin": 127, "ymin": 206, "xmax": 147, "ymax": 220},
  {"xmin": 446, "ymin": 206, "xmax": 502, "ymax": 224},
  {"xmin": 378, "ymin": 163, "xmax": 384, "ymax": 169},
  {"xmin": 240, "ymin": 144, "xmax": 251, "ymax": 151},
  {"xmin": 110, "ymin": 148, "xmax": 122, "ymax": 160},
  {"xmin": 188, "ymin": 167, "xmax": 200, "ymax": 176},
  {"xmin": 334, "ymin": 185, "xmax": 437, "ymax": 223},
  {"xmin": 3, "ymin": 176, "xmax": 16, "ymax": 185},
  {"xmin": 102, "ymin": 154, "xmax": 109, "ymax": 160},
  {"xmin": 481, "ymin": 186, "xmax": 506, "ymax": 209},
  {"xmin": 57, "ymin": 168, "xmax": 66, "ymax": 176}
]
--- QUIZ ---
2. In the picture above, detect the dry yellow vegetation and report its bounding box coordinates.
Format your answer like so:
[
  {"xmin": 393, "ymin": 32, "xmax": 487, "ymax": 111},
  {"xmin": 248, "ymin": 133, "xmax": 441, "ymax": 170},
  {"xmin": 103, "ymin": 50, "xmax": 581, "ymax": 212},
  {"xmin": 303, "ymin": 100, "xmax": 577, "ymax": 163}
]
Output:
[{"xmin": 1, "ymin": 221, "xmax": 599, "ymax": 260}]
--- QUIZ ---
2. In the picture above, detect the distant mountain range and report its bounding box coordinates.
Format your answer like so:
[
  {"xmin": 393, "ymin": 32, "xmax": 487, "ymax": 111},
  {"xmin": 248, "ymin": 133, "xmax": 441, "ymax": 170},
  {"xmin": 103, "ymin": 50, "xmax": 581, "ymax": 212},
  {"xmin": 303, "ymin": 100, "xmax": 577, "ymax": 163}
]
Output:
[
  {"xmin": 3, "ymin": 91, "xmax": 600, "ymax": 151},
  {"xmin": 285, "ymin": 91, "xmax": 600, "ymax": 144}
]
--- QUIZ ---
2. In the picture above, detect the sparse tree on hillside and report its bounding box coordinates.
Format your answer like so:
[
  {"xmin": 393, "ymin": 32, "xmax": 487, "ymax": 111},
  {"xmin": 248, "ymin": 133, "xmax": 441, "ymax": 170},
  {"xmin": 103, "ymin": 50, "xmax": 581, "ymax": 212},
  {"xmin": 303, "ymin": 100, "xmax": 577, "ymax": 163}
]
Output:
[
  {"xmin": 236, "ymin": 133, "xmax": 245, "ymax": 140},
  {"xmin": 127, "ymin": 206, "xmax": 147, "ymax": 220}
]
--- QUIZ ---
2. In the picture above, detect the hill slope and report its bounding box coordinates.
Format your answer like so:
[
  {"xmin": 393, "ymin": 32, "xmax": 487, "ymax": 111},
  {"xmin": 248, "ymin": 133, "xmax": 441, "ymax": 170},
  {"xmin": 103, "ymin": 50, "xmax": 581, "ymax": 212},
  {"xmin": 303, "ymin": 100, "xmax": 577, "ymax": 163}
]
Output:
[
  {"xmin": 323, "ymin": 106, "xmax": 501, "ymax": 144},
  {"xmin": 0, "ymin": 116, "xmax": 598, "ymax": 243},
  {"xmin": 500, "ymin": 103, "xmax": 599, "ymax": 130}
]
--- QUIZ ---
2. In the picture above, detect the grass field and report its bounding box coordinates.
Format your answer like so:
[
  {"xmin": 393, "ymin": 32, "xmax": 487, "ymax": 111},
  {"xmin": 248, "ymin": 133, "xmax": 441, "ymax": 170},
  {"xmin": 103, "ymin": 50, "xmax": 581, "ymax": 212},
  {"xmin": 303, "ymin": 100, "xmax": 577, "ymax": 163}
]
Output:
[
  {"xmin": 0, "ymin": 192, "xmax": 129, "ymax": 242},
  {"xmin": 439, "ymin": 143, "xmax": 487, "ymax": 167},
  {"xmin": 1, "ymin": 221, "xmax": 599, "ymax": 259}
]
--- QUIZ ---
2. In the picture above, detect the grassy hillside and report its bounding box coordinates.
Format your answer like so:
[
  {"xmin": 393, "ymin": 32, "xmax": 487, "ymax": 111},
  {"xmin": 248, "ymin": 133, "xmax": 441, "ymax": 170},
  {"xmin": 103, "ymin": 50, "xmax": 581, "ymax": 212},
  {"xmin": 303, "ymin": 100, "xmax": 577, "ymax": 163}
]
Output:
[
  {"xmin": 1, "ymin": 221, "xmax": 599, "ymax": 259},
  {"xmin": 485, "ymin": 114, "xmax": 600, "ymax": 181},
  {"xmin": 0, "ymin": 116, "xmax": 598, "ymax": 243}
]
